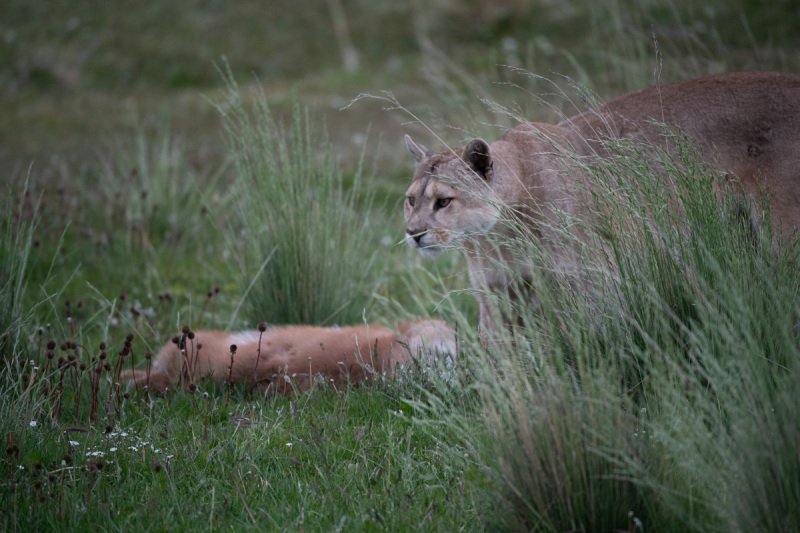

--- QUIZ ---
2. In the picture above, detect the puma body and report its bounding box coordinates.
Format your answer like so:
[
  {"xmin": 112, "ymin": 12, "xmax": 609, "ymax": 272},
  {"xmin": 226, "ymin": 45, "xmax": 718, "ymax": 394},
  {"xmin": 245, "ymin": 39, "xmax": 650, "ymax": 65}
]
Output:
[
  {"xmin": 403, "ymin": 72, "xmax": 800, "ymax": 339},
  {"xmin": 121, "ymin": 319, "xmax": 456, "ymax": 393}
]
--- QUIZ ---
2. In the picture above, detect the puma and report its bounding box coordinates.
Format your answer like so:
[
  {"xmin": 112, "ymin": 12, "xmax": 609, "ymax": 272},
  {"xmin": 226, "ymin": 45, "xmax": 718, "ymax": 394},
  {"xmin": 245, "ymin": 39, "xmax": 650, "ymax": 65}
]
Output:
[
  {"xmin": 121, "ymin": 319, "xmax": 456, "ymax": 393},
  {"xmin": 403, "ymin": 72, "xmax": 800, "ymax": 341}
]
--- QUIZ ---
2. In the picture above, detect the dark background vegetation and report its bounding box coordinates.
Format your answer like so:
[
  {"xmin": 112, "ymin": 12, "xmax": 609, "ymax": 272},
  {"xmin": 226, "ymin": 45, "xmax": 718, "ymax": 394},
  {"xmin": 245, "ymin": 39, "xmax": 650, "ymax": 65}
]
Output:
[{"xmin": 3, "ymin": 0, "xmax": 799, "ymax": 173}]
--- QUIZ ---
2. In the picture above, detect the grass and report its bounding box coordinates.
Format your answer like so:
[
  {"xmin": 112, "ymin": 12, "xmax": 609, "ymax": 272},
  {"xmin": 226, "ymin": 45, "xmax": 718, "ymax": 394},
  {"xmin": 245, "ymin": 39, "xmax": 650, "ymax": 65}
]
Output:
[
  {"xmin": 219, "ymin": 71, "xmax": 380, "ymax": 326},
  {"xmin": 0, "ymin": 184, "xmax": 37, "ymax": 355},
  {"xmin": 2, "ymin": 1, "xmax": 800, "ymax": 531},
  {"xmin": 436, "ymin": 136, "xmax": 800, "ymax": 531},
  {"xmin": 1, "ymin": 373, "xmax": 486, "ymax": 531}
]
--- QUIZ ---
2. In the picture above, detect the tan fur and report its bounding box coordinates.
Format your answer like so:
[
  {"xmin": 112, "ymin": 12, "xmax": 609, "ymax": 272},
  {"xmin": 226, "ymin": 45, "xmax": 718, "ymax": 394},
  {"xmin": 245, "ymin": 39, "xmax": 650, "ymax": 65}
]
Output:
[
  {"xmin": 404, "ymin": 72, "xmax": 800, "ymax": 341},
  {"xmin": 121, "ymin": 319, "xmax": 455, "ymax": 393}
]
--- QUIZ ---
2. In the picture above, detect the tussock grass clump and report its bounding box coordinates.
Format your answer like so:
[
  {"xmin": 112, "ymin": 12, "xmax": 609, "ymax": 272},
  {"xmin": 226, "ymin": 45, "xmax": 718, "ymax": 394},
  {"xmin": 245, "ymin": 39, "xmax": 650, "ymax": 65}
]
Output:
[{"xmin": 219, "ymin": 74, "xmax": 378, "ymax": 326}]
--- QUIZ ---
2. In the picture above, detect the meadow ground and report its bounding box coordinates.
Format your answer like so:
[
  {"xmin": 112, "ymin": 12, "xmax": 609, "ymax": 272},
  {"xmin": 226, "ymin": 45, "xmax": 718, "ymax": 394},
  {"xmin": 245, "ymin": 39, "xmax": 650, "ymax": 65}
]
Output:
[{"xmin": 2, "ymin": 1, "xmax": 800, "ymax": 531}]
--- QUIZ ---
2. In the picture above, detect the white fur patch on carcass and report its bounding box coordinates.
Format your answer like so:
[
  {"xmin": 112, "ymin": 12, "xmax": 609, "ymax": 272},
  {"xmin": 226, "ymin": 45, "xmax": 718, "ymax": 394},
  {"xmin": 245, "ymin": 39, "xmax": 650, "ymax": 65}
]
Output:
[{"xmin": 226, "ymin": 331, "xmax": 264, "ymax": 347}]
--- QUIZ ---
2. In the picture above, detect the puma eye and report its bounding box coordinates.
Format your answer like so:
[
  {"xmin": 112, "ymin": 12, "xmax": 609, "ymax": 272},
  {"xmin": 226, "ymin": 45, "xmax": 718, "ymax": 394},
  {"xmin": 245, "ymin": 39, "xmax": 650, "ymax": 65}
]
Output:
[
  {"xmin": 406, "ymin": 196, "xmax": 416, "ymax": 207},
  {"xmin": 434, "ymin": 198, "xmax": 452, "ymax": 210}
]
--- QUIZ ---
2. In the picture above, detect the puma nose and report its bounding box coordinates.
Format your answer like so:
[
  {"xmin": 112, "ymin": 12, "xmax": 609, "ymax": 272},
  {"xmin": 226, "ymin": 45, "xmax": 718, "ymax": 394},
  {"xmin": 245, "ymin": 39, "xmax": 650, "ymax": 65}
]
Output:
[{"xmin": 407, "ymin": 229, "xmax": 427, "ymax": 244}]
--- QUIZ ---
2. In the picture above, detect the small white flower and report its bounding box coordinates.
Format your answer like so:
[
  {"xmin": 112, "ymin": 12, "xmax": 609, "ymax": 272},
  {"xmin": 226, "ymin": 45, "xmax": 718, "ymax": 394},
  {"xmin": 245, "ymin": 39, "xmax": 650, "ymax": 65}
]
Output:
[
  {"xmin": 69, "ymin": 440, "xmax": 79, "ymax": 447},
  {"xmin": 29, "ymin": 420, "xmax": 37, "ymax": 428},
  {"xmin": 120, "ymin": 432, "xmax": 129, "ymax": 437},
  {"xmin": 109, "ymin": 447, "xmax": 117, "ymax": 452},
  {"xmin": 128, "ymin": 446, "xmax": 138, "ymax": 452},
  {"xmin": 86, "ymin": 451, "xmax": 105, "ymax": 457},
  {"xmin": 18, "ymin": 465, "xmax": 24, "ymax": 470},
  {"xmin": 285, "ymin": 442, "xmax": 293, "ymax": 447}
]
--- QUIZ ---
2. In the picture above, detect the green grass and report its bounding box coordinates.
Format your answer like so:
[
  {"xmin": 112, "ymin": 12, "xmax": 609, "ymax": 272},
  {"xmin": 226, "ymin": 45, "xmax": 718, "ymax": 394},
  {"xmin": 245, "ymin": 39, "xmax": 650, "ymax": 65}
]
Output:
[
  {"xmin": 431, "ymin": 136, "xmax": 800, "ymax": 531},
  {"xmin": 219, "ymin": 72, "xmax": 380, "ymax": 326},
  {"xmin": 1, "ymin": 377, "xmax": 487, "ymax": 531},
  {"xmin": 0, "ymin": 184, "xmax": 36, "ymax": 355},
  {"xmin": 2, "ymin": 1, "xmax": 800, "ymax": 531}
]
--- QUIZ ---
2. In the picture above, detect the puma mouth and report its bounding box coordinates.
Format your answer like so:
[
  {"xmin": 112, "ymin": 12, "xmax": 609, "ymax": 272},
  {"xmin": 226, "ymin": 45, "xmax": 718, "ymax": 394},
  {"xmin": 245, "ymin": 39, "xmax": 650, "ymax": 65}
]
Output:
[
  {"xmin": 418, "ymin": 245, "xmax": 446, "ymax": 258},
  {"xmin": 405, "ymin": 234, "xmax": 447, "ymax": 257}
]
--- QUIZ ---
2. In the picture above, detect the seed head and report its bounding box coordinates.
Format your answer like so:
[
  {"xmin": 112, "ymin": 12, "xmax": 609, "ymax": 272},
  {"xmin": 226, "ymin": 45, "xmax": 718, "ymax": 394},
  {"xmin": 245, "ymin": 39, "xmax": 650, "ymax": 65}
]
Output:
[
  {"xmin": 258, "ymin": 322, "xmax": 267, "ymax": 332},
  {"xmin": 229, "ymin": 344, "xmax": 237, "ymax": 354}
]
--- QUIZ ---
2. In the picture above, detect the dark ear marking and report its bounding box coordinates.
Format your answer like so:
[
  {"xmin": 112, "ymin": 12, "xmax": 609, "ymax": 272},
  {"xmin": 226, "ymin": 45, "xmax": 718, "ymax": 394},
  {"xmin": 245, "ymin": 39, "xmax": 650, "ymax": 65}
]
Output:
[
  {"xmin": 463, "ymin": 139, "xmax": 492, "ymax": 180},
  {"xmin": 404, "ymin": 134, "xmax": 433, "ymax": 163}
]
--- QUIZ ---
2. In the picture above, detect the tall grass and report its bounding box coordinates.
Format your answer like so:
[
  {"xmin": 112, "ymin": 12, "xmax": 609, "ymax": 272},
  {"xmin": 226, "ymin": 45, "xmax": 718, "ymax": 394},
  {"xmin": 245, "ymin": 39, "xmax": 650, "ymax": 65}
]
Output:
[
  {"xmin": 218, "ymin": 74, "xmax": 379, "ymax": 326},
  {"xmin": 0, "ymin": 184, "xmax": 37, "ymax": 357},
  {"xmin": 410, "ymin": 134, "xmax": 800, "ymax": 531}
]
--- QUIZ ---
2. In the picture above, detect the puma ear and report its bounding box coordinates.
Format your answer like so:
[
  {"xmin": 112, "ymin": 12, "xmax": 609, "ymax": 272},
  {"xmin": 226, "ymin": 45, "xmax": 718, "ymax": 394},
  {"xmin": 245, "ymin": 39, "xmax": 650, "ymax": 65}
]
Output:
[
  {"xmin": 404, "ymin": 134, "xmax": 432, "ymax": 163},
  {"xmin": 463, "ymin": 139, "xmax": 492, "ymax": 179}
]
